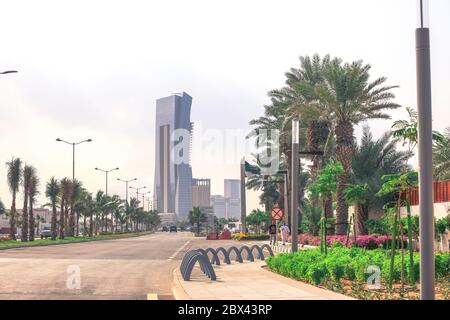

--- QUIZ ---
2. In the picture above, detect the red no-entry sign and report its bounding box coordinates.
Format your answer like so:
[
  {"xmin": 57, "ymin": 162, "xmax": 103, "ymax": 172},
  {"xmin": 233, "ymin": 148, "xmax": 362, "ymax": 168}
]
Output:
[{"xmin": 270, "ymin": 207, "xmax": 284, "ymax": 221}]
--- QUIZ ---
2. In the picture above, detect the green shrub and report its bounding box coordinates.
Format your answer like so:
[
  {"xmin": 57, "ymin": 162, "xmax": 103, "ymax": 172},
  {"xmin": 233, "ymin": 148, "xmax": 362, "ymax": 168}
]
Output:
[{"xmin": 266, "ymin": 247, "xmax": 449, "ymax": 287}]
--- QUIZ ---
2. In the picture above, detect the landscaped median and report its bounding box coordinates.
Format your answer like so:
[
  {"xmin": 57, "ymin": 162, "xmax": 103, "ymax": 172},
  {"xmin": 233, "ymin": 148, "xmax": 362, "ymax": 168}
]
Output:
[
  {"xmin": 266, "ymin": 244, "xmax": 450, "ymax": 300},
  {"xmin": 0, "ymin": 231, "xmax": 154, "ymax": 250}
]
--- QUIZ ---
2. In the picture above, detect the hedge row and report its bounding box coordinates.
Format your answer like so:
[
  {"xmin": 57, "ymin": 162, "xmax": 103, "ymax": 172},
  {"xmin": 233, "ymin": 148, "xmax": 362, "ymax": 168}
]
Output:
[{"xmin": 266, "ymin": 244, "xmax": 449, "ymax": 286}]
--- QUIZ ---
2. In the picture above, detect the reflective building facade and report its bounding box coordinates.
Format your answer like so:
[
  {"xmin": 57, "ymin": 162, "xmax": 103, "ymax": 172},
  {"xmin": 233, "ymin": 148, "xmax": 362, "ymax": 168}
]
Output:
[{"xmin": 154, "ymin": 92, "xmax": 193, "ymax": 220}]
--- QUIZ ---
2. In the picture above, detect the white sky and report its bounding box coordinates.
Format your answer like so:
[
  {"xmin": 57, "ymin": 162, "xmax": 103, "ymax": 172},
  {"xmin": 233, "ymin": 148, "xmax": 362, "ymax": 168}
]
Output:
[{"xmin": 0, "ymin": 0, "xmax": 449, "ymax": 211}]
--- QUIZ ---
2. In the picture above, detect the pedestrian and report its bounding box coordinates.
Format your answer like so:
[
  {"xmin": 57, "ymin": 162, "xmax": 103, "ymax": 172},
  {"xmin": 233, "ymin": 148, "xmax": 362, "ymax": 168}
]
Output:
[
  {"xmin": 269, "ymin": 221, "xmax": 277, "ymax": 246},
  {"xmin": 280, "ymin": 222, "xmax": 290, "ymax": 246}
]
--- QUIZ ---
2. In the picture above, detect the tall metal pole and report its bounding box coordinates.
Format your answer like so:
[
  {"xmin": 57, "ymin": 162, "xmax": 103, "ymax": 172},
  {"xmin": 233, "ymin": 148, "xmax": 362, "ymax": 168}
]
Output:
[
  {"xmin": 291, "ymin": 118, "xmax": 299, "ymax": 253},
  {"xmin": 56, "ymin": 138, "xmax": 92, "ymax": 181},
  {"xmin": 72, "ymin": 143, "xmax": 75, "ymax": 181},
  {"xmin": 416, "ymin": 0, "xmax": 435, "ymax": 300},
  {"xmin": 106, "ymin": 171, "xmax": 109, "ymax": 196},
  {"xmin": 284, "ymin": 172, "xmax": 289, "ymax": 226},
  {"xmin": 240, "ymin": 158, "xmax": 247, "ymax": 233}
]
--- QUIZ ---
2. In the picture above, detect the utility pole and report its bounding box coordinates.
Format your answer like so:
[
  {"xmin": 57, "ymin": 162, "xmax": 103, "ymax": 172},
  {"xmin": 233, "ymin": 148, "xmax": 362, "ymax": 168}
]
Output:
[{"xmin": 416, "ymin": 0, "xmax": 435, "ymax": 300}]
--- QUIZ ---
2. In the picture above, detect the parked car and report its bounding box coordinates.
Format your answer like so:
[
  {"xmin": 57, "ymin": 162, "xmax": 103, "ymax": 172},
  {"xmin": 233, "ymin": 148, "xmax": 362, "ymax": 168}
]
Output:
[
  {"xmin": 162, "ymin": 226, "xmax": 169, "ymax": 232},
  {"xmin": 169, "ymin": 226, "xmax": 177, "ymax": 232},
  {"xmin": 41, "ymin": 226, "xmax": 52, "ymax": 239}
]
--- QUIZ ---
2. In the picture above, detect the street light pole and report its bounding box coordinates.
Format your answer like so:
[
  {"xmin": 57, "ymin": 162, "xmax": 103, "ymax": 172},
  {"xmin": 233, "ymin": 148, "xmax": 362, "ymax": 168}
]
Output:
[
  {"xmin": 416, "ymin": 0, "xmax": 435, "ymax": 300},
  {"xmin": 130, "ymin": 186, "xmax": 146, "ymax": 206},
  {"xmin": 117, "ymin": 178, "xmax": 137, "ymax": 204},
  {"xmin": 291, "ymin": 118, "xmax": 299, "ymax": 253},
  {"xmin": 142, "ymin": 191, "xmax": 151, "ymax": 210},
  {"xmin": 95, "ymin": 167, "xmax": 119, "ymax": 196},
  {"xmin": 56, "ymin": 138, "xmax": 92, "ymax": 181}
]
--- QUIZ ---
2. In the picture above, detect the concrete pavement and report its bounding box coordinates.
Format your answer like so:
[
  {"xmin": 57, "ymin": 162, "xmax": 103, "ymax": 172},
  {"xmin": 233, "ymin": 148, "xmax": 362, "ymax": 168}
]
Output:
[
  {"xmin": 0, "ymin": 232, "xmax": 234, "ymax": 300},
  {"xmin": 173, "ymin": 260, "xmax": 354, "ymax": 300}
]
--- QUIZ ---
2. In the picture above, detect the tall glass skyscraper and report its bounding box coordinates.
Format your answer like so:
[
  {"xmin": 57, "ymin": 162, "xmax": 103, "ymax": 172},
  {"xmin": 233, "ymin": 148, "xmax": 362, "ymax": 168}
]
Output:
[{"xmin": 154, "ymin": 92, "xmax": 193, "ymax": 220}]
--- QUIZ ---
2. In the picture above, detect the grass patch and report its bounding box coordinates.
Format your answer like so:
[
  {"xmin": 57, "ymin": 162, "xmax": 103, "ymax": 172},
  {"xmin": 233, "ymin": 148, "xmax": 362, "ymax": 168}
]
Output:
[{"xmin": 0, "ymin": 231, "xmax": 154, "ymax": 249}]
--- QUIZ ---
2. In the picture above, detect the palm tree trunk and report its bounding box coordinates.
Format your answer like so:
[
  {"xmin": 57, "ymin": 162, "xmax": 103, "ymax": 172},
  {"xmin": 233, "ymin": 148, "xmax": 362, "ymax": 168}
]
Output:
[
  {"xmin": 51, "ymin": 203, "xmax": 57, "ymax": 240},
  {"xmin": 59, "ymin": 199, "xmax": 65, "ymax": 239},
  {"xmin": 355, "ymin": 204, "xmax": 369, "ymax": 235},
  {"xmin": 335, "ymin": 120, "xmax": 354, "ymax": 235},
  {"xmin": 10, "ymin": 193, "xmax": 17, "ymax": 240},
  {"xmin": 76, "ymin": 212, "xmax": 80, "ymax": 236},
  {"xmin": 21, "ymin": 191, "xmax": 29, "ymax": 242},
  {"xmin": 89, "ymin": 212, "xmax": 93, "ymax": 237},
  {"xmin": 29, "ymin": 199, "xmax": 35, "ymax": 241}
]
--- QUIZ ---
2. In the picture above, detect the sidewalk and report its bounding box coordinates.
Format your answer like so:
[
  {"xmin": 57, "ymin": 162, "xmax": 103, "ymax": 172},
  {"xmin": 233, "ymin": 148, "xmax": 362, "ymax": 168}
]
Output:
[{"xmin": 172, "ymin": 260, "xmax": 354, "ymax": 300}]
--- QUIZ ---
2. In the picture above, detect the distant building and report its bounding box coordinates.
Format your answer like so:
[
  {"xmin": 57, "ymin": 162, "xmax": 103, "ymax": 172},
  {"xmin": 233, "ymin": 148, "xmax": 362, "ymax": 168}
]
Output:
[
  {"xmin": 225, "ymin": 198, "xmax": 241, "ymax": 219},
  {"xmin": 224, "ymin": 179, "xmax": 240, "ymax": 199},
  {"xmin": 210, "ymin": 195, "xmax": 226, "ymax": 218},
  {"xmin": 153, "ymin": 92, "xmax": 193, "ymax": 220},
  {"xmin": 192, "ymin": 178, "xmax": 211, "ymax": 207},
  {"xmin": 224, "ymin": 179, "xmax": 241, "ymax": 219},
  {"xmin": 159, "ymin": 213, "xmax": 178, "ymax": 227}
]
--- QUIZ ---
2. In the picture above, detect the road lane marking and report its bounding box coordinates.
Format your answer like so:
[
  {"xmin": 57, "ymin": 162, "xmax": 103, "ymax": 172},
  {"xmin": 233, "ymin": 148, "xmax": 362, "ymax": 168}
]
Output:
[
  {"xmin": 168, "ymin": 240, "xmax": 191, "ymax": 261},
  {"xmin": 147, "ymin": 293, "xmax": 158, "ymax": 300}
]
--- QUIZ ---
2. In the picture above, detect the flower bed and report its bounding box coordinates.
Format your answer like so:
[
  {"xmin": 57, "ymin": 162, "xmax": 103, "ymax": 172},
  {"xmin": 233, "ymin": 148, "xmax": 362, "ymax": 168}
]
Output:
[
  {"xmin": 232, "ymin": 233, "xmax": 270, "ymax": 241},
  {"xmin": 288, "ymin": 233, "xmax": 407, "ymax": 250}
]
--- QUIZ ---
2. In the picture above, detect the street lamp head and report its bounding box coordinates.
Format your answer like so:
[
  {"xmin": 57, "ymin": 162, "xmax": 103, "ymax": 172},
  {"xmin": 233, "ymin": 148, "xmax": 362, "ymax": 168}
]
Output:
[
  {"xmin": 417, "ymin": 0, "xmax": 430, "ymax": 29},
  {"xmin": 87, "ymin": 139, "xmax": 93, "ymax": 142},
  {"xmin": 115, "ymin": 167, "xmax": 119, "ymax": 170},
  {"xmin": 0, "ymin": 70, "xmax": 18, "ymax": 74},
  {"xmin": 56, "ymin": 138, "xmax": 61, "ymax": 142},
  {"xmin": 95, "ymin": 168, "xmax": 99, "ymax": 170}
]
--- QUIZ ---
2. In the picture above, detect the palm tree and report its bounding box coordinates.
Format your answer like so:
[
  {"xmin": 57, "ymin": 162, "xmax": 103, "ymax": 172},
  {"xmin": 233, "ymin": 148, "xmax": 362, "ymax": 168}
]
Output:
[
  {"xmin": 124, "ymin": 198, "xmax": 139, "ymax": 232},
  {"xmin": 188, "ymin": 207, "xmax": 206, "ymax": 236},
  {"xmin": 28, "ymin": 169, "xmax": 39, "ymax": 241},
  {"xmin": 21, "ymin": 165, "xmax": 34, "ymax": 242},
  {"xmin": 45, "ymin": 177, "xmax": 60, "ymax": 240},
  {"xmin": 351, "ymin": 125, "xmax": 412, "ymax": 234},
  {"xmin": 315, "ymin": 60, "xmax": 401, "ymax": 234},
  {"xmin": 6, "ymin": 157, "xmax": 22, "ymax": 240},
  {"xmin": 433, "ymin": 127, "xmax": 450, "ymax": 180},
  {"xmin": 68, "ymin": 179, "xmax": 82, "ymax": 236},
  {"xmin": 59, "ymin": 178, "xmax": 72, "ymax": 239}
]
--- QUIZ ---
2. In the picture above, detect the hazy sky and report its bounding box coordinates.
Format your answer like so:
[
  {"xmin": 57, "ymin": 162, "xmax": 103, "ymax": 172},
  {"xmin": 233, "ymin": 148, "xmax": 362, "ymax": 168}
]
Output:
[{"xmin": 1, "ymin": 0, "xmax": 449, "ymax": 211}]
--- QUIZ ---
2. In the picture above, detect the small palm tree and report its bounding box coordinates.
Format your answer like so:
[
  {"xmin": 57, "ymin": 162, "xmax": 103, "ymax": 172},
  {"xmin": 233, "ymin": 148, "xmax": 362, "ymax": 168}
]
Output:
[
  {"xmin": 6, "ymin": 157, "xmax": 22, "ymax": 240},
  {"xmin": 433, "ymin": 128, "xmax": 450, "ymax": 180},
  {"xmin": 45, "ymin": 177, "xmax": 60, "ymax": 240},
  {"xmin": 28, "ymin": 169, "xmax": 39, "ymax": 241},
  {"xmin": 188, "ymin": 207, "xmax": 206, "ymax": 236}
]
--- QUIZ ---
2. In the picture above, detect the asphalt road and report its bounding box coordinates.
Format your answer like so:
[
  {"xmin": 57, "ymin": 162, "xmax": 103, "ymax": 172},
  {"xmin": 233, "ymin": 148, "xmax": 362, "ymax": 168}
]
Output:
[{"xmin": 0, "ymin": 232, "xmax": 238, "ymax": 300}]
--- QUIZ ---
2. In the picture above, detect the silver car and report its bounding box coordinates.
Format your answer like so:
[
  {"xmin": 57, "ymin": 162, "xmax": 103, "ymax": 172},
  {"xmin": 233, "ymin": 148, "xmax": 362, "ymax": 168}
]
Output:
[{"xmin": 41, "ymin": 226, "xmax": 52, "ymax": 239}]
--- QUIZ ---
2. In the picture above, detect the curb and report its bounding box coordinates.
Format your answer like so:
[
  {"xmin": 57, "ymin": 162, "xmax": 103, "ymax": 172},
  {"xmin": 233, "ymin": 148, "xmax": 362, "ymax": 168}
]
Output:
[
  {"xmin": 0, "ymin": 232, "xmax": 155, "ymax": 251},
  {"xmin": 171, "ymin": 268, "xmax": 192, "ymax": 300}
]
